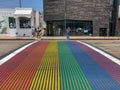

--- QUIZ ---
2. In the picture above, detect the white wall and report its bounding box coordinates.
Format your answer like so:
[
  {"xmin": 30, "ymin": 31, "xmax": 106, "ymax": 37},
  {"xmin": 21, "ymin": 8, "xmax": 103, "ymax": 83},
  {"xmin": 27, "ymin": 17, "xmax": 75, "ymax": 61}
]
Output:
[
  {"xmin": 0, "ymin": 9, "xmax": 15, "ymax": 17},
  {"xmin": 14, "ymin": 8, "xmax": 35, "ymax": 37},
  {"xmin": 16, "ymin": 29, "xmax": 32, "ymax": 37},
  {"xmin": 0, "ymin": 9, "xmax": 15, "ymax": 36},
  {"xmin": 35, "ymin": 11, "xmax": 41, "ymax": 28},
  {"xmin": 8, "ymin": 29, "xmax": 17, "ymax": 36},
  {"xmin": 0, "ymin": 8, "xmax": 41, "ymax": 37}
]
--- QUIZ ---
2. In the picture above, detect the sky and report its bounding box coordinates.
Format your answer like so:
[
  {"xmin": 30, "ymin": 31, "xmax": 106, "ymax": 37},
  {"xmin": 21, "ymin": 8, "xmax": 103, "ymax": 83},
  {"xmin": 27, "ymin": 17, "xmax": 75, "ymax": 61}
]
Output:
[{"xmin": 0, "ymin": 0, "xmax": 43, "ymax": 12}]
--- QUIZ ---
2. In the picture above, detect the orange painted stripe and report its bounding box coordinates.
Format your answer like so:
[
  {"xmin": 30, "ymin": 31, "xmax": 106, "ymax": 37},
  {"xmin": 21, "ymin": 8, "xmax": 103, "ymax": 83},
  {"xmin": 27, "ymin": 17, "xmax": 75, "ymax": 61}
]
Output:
[{"xmin": 0, "ymin": 41, "xmax": 49, "ymax": 89}]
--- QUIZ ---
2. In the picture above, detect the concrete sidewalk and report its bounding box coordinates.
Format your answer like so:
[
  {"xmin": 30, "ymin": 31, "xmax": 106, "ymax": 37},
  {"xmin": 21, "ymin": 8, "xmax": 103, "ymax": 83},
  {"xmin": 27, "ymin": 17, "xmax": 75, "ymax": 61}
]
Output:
[
  {"xmin": 0, "ymin": 40, "xmax": 34, "ymax": 59},
  {"xmin": 41, "ymin": 36, "xmax": 120, "ymax": 40},
  {"xmin": 0, "ymin": 37, "xmax": 120, "ymax": 60},
  {"xmin": 1, "ymin": 36, "xmax": 120, "ymax": 40},
  {"xmin": 83, "ymin": 40, "xmax": 120, "ymax": 59},
  {"xmin": 0, "ymin": 36, "xmax": 35, "ymax": 40}
]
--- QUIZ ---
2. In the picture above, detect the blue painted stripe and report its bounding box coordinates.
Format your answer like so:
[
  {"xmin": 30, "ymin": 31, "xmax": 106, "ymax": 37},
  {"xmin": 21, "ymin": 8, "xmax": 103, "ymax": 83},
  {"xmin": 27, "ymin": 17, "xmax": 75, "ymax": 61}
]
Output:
[{"xmin": 66, "ymin": 41, "xmax": 120, "ymax": 90}]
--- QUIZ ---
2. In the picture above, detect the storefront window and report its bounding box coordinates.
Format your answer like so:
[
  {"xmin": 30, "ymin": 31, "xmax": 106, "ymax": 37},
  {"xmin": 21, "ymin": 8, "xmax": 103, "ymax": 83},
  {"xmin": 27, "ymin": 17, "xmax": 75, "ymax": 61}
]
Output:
[
  {"xmin": 66, "ymin": 20, "xmax": 93, "ymax": 36},
  {"xmin": 9, "ymin": 17, "xmax": 16, "ymax": 28},
  {"xmin": 53, "ymin": 21, "xmax": 64, "ymax": 36},
  {"xmin": 19, "ymin": 17, "xmax": 31, "ymax": 28},
  {"xmin": 47, "ymin": 20, "xmax": 93, "ymax": 36},
  {"xmin": 47, "ymin": 21, "xmax": 64, "ymax": 36}
]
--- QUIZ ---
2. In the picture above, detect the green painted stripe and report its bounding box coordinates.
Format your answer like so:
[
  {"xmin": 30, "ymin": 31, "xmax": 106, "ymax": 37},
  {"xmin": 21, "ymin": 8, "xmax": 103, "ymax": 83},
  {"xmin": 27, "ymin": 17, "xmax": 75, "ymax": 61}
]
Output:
[{"xmin": 58, "ymin": 41, "xmax": 92, "ymax": 90}]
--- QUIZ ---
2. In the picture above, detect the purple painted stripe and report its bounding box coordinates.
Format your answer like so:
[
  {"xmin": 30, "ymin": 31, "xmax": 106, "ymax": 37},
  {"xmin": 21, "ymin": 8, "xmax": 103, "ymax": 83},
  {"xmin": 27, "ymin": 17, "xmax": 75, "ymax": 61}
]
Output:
[{"xmin": 75, "ymin": 42, "xmax": 120, "ymax": 84}]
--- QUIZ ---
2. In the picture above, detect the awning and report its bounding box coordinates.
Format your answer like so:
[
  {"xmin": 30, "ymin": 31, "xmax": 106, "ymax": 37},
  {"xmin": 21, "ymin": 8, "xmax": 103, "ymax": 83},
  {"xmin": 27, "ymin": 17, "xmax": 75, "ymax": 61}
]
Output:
[{"xmin": 14, "ymin": 8, "xmax": 33, "ymax": 18}]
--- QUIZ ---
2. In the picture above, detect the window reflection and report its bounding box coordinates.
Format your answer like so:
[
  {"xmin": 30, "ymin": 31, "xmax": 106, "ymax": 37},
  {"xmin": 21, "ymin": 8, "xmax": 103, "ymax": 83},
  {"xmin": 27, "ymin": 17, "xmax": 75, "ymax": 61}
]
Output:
[
  {"xmin": 47, "ymin": 20, "xmax": 93, "ymax": 36},
  {"xmin": 19, "ymin": 17, "xmax": 31, "ymax": 28},
  {"xmin": 9, "ymin": 17, "xmax": 16, "ymax": 28}
]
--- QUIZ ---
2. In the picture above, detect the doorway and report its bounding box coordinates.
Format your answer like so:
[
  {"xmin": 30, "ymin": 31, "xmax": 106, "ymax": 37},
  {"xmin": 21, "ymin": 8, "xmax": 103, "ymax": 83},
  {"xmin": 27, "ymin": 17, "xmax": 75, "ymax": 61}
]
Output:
[{"xmin": 99, "ymin": 28, "xmax": 107, "ymax": 36}]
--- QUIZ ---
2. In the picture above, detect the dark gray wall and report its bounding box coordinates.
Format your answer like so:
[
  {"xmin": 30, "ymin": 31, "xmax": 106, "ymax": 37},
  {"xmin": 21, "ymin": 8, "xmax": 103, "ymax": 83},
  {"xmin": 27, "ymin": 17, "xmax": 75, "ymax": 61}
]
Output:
[
  {"xmin": 44, "ymin": 0, "xmax": 110, "ymax": 36},
  {"xmin": 44, "ymin": 0, "xmax": 65, "ymax": 20}
]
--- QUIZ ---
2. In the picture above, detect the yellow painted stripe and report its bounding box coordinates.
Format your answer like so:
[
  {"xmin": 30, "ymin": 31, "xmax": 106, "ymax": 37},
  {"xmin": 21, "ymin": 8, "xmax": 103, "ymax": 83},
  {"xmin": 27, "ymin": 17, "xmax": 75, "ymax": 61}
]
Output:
[{"xmin": 30, "ymin": 41, "xmax": 60, "ymax": 90}]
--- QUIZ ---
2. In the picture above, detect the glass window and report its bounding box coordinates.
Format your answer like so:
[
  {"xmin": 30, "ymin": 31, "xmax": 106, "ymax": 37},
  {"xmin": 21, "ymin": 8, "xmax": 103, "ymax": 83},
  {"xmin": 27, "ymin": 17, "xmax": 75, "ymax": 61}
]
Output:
[
  {"xmin": 47, "ymin": 21, "xmax": 64, "ymax": 36},
  {"xmin": 47, "ymin": 20, "xmax": 93, "ymax": 36},
  {"xmin": 66, "ymin": 20, "xmax": 93, "ymax": 36},
  {"xmin": 9, "ymin": 17, "xmax": 16, "ymax": 28},
  {"xmin": 19, "ymin": 17, "xmax": 31, "ymax": 28},
  {"xmin": 53, "ymin": 21, "xmax": 64, "ymax": 36}
]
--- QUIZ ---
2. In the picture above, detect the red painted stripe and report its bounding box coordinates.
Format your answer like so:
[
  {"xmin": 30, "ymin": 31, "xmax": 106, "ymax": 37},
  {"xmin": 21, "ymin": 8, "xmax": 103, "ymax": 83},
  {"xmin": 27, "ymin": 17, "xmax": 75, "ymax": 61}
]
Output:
[
  {"xmin": 0, "ymin": 41, "xmax": 49, "ymax": 89},
  {"xmin": 0, "ymin": 41, "xmax": 40, "ymax": 84}
]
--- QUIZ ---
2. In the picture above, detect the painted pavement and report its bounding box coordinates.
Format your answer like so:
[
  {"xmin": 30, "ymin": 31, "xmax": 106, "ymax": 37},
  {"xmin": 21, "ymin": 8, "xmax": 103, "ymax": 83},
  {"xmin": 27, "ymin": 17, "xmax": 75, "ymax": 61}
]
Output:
[{"xmin": 0, "ymin": 41, "xmax": 120, "ymax": 90}]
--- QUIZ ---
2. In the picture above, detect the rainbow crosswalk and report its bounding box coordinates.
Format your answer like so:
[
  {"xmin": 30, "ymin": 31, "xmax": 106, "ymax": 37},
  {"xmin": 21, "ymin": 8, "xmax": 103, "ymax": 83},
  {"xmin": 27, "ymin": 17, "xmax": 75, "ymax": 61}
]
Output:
[{"xmin": 0, "ymin": 41, "xmax": 120, "ymax": 90}]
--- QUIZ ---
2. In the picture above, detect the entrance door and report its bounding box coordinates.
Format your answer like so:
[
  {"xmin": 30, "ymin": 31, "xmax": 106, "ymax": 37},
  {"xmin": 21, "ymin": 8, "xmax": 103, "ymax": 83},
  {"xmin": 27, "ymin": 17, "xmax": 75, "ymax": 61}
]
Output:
[
  {"xmin": 47, "ymin": 21, "xmax": 64, "ymax": 36},
  {"xmin": 47, "ymin": 22, "xmax": 54, "ymax": 36},
  {"xmin": 99, "ymin": 28, "xmax": 107, "ymax": 36}
]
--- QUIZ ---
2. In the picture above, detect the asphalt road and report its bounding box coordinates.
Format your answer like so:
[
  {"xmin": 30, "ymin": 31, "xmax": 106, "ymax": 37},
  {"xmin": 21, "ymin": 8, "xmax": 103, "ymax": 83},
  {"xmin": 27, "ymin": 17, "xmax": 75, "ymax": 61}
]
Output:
[
  {"xmin": 0, "ymin": 40, "xmax": 120, "ymax": 60},
  {"xmin": 0, "ymin": 41, "xmax": 120, "ymax": 89},
  {"xmin": 0, "ymin": 40, "xmax": 34, "ymax": 59},
  {"xmin": 83, "ymin": 40, "xmax": 120, "ymax": 59}
]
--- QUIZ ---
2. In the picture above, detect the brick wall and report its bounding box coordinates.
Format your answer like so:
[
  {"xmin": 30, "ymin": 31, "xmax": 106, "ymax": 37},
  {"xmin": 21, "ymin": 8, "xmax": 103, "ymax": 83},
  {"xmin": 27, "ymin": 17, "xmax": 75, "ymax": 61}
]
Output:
[
  {"xmin": 116, "ymin": 19, "xmax": 120, "ymax": 35},
  {"xmin": 44, "ymin": 0, "xmax": 110, "ymax": 36}
]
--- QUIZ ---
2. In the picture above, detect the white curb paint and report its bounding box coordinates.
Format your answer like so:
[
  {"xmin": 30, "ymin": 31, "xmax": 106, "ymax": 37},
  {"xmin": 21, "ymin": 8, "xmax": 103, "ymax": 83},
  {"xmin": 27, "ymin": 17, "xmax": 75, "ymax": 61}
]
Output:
[
  {"xmin": 77, "ymin": 40, "xmax": 120, "ymax": 65},
  {"xmin": 0, "ymin": 40, "xmax": 38, "ymax": 66}
]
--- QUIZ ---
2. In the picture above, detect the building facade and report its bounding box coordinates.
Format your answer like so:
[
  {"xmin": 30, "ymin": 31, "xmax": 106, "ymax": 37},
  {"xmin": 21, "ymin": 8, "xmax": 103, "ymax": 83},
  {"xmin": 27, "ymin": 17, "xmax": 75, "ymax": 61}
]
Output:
[
  {"xmin": 44, "ymin": 0, "xmax": 110, "ymax": 36},
  {"xmin": 0, "ymin": 9, "xmax": 15, "ymax": 36},
  {"xmin": 0, "ymin": 8, "xmax": 42, "ymax": 37},
  {"xmin": 110, "ymin": 0, "xmax": 119, "ymax": 36},
  {"xmin": 117, "ymin": 5, "xmax": 120, "ymax": 36},
  {"xmin": 115, "ymin": 0, "xmax": 120, "ymax": 36}
]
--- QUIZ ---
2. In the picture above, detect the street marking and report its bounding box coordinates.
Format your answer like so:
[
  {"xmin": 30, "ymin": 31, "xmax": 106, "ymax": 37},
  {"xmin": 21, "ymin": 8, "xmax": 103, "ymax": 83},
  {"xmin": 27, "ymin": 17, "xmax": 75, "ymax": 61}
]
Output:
[
  {"xmin": 0, "ymin": 40, "xmax": 38, "ymax": 66},
  {"xmin": 30, "ymin": 41, "xmax": 60, "ymax": 90},
  {"xmin": 58, "ymin": 41, "xmax": 92, "ymax": 90},
  {"xmin": 77, "ymin": 40, "xmax": 120, "ymax": 65},
  {"xmin": 0, "ymin": 41, "xmax": 48, "ymax": 89}
]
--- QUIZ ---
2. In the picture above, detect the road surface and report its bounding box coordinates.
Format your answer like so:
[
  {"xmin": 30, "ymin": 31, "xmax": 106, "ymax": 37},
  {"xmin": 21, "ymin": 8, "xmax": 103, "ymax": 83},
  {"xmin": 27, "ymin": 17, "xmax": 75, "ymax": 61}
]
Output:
[{"xmin": 0, "ymin": 40, "xmax": 120, "ymax": 90}]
